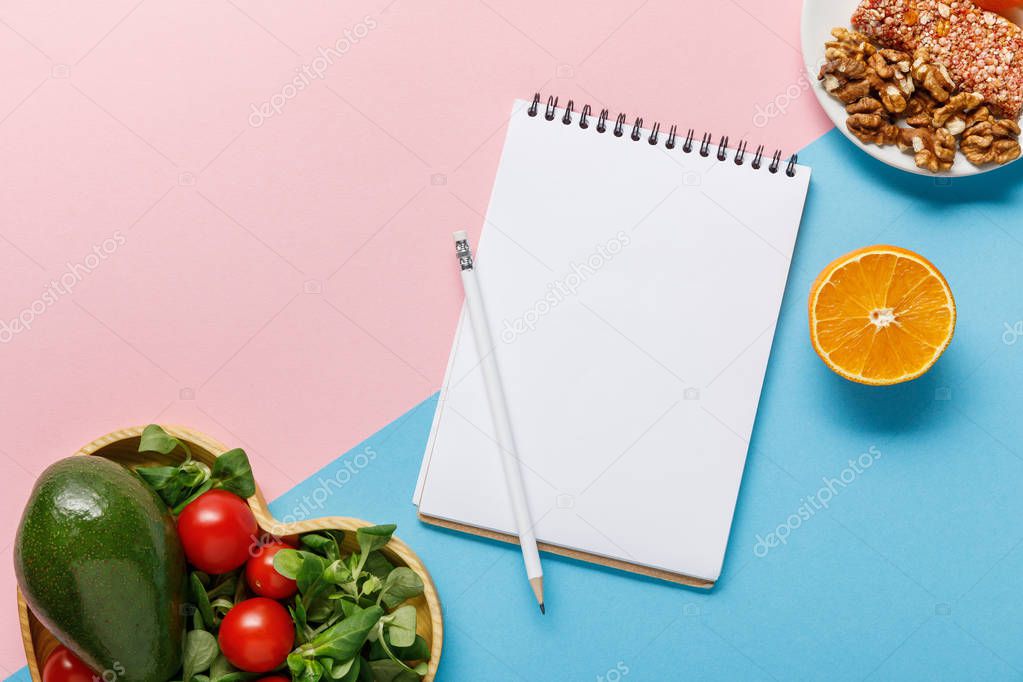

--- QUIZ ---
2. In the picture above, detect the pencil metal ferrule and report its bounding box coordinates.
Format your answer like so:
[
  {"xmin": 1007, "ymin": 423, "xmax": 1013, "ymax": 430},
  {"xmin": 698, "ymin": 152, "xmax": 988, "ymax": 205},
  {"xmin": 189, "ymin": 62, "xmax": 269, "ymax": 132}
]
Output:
[{"xmin": 455, "ymin": 239, "xmax": 474, "ymax": 271}]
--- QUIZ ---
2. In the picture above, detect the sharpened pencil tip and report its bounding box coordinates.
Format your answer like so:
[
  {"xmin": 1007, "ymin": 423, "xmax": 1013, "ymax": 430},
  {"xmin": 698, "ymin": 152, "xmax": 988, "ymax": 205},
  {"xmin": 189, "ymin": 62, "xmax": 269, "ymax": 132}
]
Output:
[{"xmin": 530, "ymin": 577, "xmax": 545, "ymax": 613}]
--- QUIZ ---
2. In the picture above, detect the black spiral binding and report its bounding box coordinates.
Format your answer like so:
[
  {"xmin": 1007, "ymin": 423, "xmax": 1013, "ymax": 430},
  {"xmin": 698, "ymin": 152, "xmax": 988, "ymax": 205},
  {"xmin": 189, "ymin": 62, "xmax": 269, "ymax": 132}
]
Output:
[{"xmin": 527, "ymin": 93, "xmax": 799, "ymax": 177}]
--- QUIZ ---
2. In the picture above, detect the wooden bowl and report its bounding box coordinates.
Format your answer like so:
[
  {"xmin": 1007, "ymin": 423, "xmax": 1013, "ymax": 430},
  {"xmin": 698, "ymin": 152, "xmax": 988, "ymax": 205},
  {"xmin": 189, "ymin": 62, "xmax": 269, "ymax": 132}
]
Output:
[{"xmin": 17, "ymin": 426, "xmax": 443, "ymax": 682}]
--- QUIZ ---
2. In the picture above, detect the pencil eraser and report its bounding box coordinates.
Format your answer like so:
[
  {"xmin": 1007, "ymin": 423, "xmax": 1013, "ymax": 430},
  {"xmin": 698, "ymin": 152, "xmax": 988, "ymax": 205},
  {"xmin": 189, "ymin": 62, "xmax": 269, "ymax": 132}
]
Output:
[{"xmin": 452, "ymin": 230, "xmax": 468, "ymax": 242}]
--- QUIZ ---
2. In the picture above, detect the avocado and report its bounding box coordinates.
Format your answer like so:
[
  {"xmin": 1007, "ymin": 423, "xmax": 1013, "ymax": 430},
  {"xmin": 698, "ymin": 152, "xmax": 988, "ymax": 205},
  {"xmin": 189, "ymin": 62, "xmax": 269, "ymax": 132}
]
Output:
[{"xmin": 14, "ymin": 456, "xmax": 186, "ymax": 682}]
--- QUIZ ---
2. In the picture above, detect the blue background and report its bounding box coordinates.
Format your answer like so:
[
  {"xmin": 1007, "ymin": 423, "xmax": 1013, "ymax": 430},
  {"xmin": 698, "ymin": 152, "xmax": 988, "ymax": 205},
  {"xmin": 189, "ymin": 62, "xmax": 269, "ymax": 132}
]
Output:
[
  {"xmin": 10, "ymin": 129, "xmax": 1023, "ymax": 681},
  {"xmin": 271, "ymin": 130, "xmax": 1023, "ymax": 681}
]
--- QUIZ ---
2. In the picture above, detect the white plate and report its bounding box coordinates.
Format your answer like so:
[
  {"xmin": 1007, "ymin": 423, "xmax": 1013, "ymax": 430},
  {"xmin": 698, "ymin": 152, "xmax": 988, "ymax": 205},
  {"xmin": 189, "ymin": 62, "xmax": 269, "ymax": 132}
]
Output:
[{"xmin": 800, "ymin": 0, "xmax": 1023, "ymax": 177}]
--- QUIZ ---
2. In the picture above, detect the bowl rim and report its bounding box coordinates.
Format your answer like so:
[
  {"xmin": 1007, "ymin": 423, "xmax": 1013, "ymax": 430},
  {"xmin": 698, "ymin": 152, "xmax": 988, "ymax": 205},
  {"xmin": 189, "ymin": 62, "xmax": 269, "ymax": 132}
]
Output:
[{"xmin": 16, "ymin": 425, "xmax": 443, "ymax": 682}]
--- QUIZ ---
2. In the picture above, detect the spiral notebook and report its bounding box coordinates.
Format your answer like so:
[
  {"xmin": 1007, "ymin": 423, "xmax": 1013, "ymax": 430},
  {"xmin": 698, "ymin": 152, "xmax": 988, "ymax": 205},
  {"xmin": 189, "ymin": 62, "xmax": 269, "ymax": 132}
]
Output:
[{"xmin": 414, "ymin": 94, "xmax": 811, "ymax": 587}]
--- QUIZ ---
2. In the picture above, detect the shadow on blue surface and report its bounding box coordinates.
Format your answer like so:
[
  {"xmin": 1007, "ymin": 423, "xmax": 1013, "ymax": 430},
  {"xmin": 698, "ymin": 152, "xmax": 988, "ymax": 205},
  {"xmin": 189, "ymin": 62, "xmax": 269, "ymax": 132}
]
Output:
[
  {"xmin": 814, "ymin": 126, "xmax": 1023, "ymax": 206},
  {"xmin": 824, "ymin": 368, "xmax": 949, "ymax": 436}
]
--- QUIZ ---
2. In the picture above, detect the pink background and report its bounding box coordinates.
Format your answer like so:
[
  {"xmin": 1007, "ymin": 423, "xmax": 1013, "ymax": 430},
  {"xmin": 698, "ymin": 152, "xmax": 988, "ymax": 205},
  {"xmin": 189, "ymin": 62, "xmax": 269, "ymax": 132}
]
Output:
[{"xmin": 0, "ymin": 0, "xmax": 831, "ymax": 673}]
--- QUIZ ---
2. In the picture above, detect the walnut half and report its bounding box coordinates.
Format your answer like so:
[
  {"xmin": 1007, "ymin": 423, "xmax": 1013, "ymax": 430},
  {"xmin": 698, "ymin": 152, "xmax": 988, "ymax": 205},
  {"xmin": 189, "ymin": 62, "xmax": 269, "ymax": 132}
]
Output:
[
  {"xmin": 904, "ymin": 91, "xmax": 939, "ymax": 128},
  {"xmin": 911, "ymin": 47, "xmax": 956, "ymax": 103},
  {"xmin": 961, "ymin": 118, "xmax": 1023, "ymax": 166},
  {"xmin": 932, "ymin": 92, "xmax": 985, "ymax": 136},
  {"xmin": 867, "ymin": 49, "xmax": 915, "ymax": 114},
  {"xmin": 896, "ymin": 127, "xmax": 957, "ymax": 173},
  {"xmin": 825, "ymin": 27, "xmax": 877, "ymax": 61},
  {"xmin": 847, "ymin": 111, "xmax": 901, "ymax": 146},
  {"xmin": 819, "ymin": 58, "xmax": 873, "ymax": 104}
]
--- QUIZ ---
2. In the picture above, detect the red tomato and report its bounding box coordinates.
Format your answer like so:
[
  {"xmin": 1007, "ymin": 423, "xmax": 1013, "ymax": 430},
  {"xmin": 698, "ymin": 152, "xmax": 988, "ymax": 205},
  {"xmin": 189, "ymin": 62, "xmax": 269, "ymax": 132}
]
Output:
[
  {"xmin": 246, "ymin": 542, "xmax": 298, "ymax": 599},
  {"xmin": 43, "ymin": 646, "xmax": 96, "ymax": 682},
  {"xmin": 218, "ymin": 598, "xmax": 295, "ymax": 673},
  {"xmin": 176, "ymin": 490, "xmax": 258, "ymax": 574}
]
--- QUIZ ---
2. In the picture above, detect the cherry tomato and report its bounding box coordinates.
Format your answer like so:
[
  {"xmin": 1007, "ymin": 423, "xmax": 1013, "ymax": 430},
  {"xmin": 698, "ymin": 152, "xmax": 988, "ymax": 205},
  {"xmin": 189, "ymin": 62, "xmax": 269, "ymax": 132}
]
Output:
[
  {"xmin": 246, "ymin": 541, "xmax": 298, "ymax": 599},
  {"xmin": 218, "ymin": 598, "xmax": 294, "ymax": 673},
  {"xmin": 43, "ymin": 646, "xmax": 96, "ymax": 682},
  {"xmin": 176, "ymin": 489, "xmax": 258, "ymax": 574}
]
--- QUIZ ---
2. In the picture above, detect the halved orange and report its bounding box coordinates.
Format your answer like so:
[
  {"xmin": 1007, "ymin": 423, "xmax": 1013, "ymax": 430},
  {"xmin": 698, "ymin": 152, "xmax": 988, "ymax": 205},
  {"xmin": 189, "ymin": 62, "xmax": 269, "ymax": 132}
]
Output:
[{"xmin": 809, "ymin": 245, "xmax": 956, "ymax": 385}]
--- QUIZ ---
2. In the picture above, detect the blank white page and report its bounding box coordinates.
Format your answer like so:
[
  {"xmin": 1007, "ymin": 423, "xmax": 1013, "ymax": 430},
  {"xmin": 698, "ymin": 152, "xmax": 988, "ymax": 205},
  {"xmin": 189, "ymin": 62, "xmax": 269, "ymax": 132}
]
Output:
[{"xmin": 416, "ymin": 99, "xmax": 810, "ymax": 582}]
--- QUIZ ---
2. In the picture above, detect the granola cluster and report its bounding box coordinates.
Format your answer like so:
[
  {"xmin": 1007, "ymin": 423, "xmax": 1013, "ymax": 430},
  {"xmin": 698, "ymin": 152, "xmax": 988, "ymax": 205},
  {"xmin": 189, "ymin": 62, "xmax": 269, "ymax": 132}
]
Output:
[{"xmin": 819, "ymin": 27, "xmax": 1021, "ymax": 172}]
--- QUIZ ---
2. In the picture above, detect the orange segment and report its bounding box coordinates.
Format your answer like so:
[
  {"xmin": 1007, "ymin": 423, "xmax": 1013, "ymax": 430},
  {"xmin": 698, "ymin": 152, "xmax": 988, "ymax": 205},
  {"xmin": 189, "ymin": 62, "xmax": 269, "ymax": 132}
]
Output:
[{"xmin": 809, "ymin": 245, "xmax": 956, "ymax": 385}]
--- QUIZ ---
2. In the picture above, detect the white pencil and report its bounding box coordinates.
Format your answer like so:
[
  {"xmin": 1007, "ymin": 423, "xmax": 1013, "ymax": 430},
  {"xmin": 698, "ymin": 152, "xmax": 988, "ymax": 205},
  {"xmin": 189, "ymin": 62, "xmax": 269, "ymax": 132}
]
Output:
[{"xmin": 453, "ymin": 230, "xmax": 545, "ymax": 614}]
